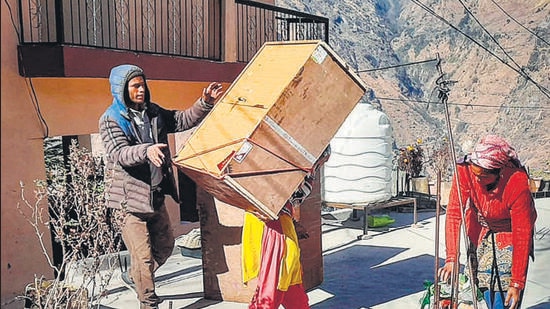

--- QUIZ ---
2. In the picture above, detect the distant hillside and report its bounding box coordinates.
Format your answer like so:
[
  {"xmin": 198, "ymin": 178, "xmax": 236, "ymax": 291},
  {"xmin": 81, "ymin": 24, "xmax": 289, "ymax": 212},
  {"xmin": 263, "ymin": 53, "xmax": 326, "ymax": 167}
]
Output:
[{"xmin": 277, "ymin": 0, "xmax": 549, "ymax": 176}]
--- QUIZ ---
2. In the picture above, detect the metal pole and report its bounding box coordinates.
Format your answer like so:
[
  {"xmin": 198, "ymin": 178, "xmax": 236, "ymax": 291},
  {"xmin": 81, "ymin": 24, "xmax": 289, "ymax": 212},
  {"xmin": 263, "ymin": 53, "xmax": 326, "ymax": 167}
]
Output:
[
  {"xmin": 436, "ymin": 54, "xmax": 478, "ymax": 309},
  {"xmin": 433, "ymin": 170, "xmax": 441, "ymax": 308}
]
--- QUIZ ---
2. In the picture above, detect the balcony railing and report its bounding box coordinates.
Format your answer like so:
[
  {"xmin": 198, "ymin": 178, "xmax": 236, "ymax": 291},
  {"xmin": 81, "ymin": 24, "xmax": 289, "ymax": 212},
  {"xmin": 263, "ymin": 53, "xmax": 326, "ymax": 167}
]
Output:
[
  {"xmin": 235, "ymin": 0, "xmax": 328, "ymax": 62},
  {"xmin": 17, "ymin": 0, "xmax": 328, "ymax": 62},
  {"xmin": 19, "ymin": 0, "xmax": 223, "ymax": 60}
]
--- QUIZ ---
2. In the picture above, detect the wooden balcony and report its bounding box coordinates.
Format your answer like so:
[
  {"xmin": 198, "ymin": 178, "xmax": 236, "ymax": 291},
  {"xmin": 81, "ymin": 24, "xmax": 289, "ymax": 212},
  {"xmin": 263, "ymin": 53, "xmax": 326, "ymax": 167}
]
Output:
[{"xmin": 17, "ymin": 0, "xmax": 328, "ymax": 80}]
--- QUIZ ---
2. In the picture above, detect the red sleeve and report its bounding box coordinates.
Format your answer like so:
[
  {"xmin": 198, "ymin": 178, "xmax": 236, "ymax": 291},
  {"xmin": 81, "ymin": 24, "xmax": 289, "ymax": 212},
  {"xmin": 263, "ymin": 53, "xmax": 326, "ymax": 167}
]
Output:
[
  {"xmin": 508, "ymin": 172, "xmax": 537, "ymax": 290},
  {"xmin": 444, "ymin": 165, "xmax": 481, "ymax": 263}
]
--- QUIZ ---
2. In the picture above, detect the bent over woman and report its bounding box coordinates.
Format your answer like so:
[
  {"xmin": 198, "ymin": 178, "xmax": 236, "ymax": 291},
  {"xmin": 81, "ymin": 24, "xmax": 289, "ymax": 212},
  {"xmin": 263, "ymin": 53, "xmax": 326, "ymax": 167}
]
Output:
[{"xmin": 438, "ymin": 135, "xmax": 537, "ymax": 309}]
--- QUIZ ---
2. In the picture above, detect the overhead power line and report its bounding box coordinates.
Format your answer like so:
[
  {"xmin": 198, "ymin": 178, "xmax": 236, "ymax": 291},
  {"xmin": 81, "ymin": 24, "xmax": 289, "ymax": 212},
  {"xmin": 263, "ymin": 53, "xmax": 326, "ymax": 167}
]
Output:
[
  {"xmin": 489, "ymin": 0, "xmax": 550, "ymax": 47},
  {"xmin": 376, "ymin": 96, "xmax": 546, "ymax": 109},
  {"xmin": 456, "ymin": 0, "xmax": 524, "ymax": 73},
  {"xmin": 356, "ymin": 58, "xmax": 438, "ymax": 73},
  {"xmin": 408, "ymin": 0, "xmax": 550, "ymax": 100}
]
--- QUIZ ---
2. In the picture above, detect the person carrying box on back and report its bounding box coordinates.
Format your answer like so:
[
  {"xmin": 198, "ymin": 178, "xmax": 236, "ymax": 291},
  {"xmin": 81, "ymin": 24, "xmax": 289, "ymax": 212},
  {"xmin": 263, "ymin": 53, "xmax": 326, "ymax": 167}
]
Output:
[{"xmin": 242, "ymin": 146, "xmax": 330, "ymax": 309}]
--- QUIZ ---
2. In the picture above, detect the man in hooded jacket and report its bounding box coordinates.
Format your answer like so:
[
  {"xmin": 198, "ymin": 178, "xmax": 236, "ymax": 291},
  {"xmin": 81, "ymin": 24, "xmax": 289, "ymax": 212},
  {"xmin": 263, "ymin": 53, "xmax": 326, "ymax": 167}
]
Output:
[{"xmin": 99, "ymin": 64, "xmax": 223, "ymax": 308}]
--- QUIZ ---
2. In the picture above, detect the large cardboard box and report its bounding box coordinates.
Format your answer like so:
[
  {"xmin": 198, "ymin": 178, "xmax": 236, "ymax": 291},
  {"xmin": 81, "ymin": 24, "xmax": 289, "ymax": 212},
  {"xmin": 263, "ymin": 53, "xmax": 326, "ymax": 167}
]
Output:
[{"xmin": 173, "ymin": 40, "xmax": 366, "ymax": 219}]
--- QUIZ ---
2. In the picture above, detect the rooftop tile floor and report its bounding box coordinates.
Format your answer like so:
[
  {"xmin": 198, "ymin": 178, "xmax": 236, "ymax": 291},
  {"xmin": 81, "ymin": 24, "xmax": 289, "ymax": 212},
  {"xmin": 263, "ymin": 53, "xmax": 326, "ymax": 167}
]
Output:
[{"xmin": 98, "ymin": 198, "xmax": 550, "ymax": 309}]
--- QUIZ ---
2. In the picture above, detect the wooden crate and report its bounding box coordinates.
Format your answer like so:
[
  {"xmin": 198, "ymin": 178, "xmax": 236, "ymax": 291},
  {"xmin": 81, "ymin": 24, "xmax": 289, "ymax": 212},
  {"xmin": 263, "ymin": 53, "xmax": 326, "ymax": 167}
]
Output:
[
  {"xmin": 170, "ymin": 131, "xmax": 324, "ymax": 302},
  {"xmin": 173, "ymin": 40, "xmax": 366, "ymax": 219}
]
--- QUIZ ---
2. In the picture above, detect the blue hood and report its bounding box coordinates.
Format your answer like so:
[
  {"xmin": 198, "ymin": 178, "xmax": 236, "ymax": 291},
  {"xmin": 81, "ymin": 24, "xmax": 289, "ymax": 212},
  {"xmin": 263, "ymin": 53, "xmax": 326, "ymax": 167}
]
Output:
[{"xmin": 102, "ymin": 64, "xmax": 150, "ymax": 138}]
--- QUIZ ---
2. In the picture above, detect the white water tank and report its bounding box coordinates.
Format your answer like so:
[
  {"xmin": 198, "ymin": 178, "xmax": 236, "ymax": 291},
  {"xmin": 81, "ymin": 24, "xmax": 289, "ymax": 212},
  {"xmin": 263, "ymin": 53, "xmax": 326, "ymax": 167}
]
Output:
[{"xmin": 322, "ymin": 103, "xmax": 394, "ymax": 204}]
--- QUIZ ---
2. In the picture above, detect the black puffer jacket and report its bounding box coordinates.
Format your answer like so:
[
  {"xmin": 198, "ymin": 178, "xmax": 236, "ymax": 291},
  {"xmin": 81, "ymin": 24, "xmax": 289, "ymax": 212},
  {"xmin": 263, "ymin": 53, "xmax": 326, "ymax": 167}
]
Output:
[{"xmin": 99, "ymin": 64, "xmax": 212, "ymax": 213}]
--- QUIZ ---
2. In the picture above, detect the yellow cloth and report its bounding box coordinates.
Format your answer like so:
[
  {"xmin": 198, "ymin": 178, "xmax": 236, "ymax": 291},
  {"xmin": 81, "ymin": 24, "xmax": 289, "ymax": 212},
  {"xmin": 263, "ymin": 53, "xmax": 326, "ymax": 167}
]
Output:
[
  {"xmin": 241, "ymin": 212, "xmax": 302, "ymax": 291},
  {"xmin": 242, "ymin": 212, "xmax": 263, "ymax": 285}
]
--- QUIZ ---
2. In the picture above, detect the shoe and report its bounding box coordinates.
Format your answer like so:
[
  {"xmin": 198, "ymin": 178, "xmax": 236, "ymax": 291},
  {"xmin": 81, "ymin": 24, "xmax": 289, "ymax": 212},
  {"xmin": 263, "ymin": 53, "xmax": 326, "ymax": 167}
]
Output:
[
  {"xmin": 140, "ymin": 293, "xmax": 161, "ymax": 308},
  {"xmin": 175, "ymin": 228, "xmax": 201, "ymax": 249},
  {"xmin": 120, "ymin": 271, "xmax": 136, "ymax": 293},
  {"xmin": 140, "ymin": 298, "xmax": 160, "ymax": 309}
]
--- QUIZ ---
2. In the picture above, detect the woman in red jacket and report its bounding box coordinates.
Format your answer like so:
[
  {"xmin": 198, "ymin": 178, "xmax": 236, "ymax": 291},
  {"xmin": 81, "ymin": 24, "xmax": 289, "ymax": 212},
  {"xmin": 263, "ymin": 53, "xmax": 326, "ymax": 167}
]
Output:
[{"xmin": 438, "ymin": 135, "xmax": 537, "ymax": 309}]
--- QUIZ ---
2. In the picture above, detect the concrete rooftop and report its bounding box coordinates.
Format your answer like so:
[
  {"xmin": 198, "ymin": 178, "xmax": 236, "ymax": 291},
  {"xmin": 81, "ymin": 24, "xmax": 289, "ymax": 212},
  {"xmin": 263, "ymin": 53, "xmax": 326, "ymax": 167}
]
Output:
[{"xmin": 97, "ymin": 198, "xmax": 550, "ymax": 309}]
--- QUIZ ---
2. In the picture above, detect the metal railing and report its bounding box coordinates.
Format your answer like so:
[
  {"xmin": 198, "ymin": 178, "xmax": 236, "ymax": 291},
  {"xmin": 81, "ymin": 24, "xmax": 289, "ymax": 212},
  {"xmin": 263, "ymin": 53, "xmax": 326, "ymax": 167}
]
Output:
[
  {"xmin": 235, "ymin": 0, "xmax": 328, "ymax": 62},
  {"xmin": 17, "ymin": 0, "xmax": 328, "ymax": 62},
  {"xmin": 18, "ymin": 0, "xmax": 222, "ymax": 60}
]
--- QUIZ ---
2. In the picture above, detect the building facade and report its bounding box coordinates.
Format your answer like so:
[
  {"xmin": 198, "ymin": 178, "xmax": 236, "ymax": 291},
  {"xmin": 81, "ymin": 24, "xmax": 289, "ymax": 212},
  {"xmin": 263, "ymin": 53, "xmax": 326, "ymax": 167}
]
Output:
[{"xmin": 1, "ymin": 0, "xmax": 328, "ymax": 305}]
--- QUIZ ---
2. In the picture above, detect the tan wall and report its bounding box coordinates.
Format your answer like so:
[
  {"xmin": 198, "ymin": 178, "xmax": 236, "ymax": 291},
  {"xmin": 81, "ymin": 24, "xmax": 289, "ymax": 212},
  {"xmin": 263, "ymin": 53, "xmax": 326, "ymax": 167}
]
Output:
[
  {"xmin": 1, "ymin": 1, "xmax": 54, "ymax": 305},
  {"xmin": 24, "ymin": 78, "xmax": 223, "ymax": 136}
]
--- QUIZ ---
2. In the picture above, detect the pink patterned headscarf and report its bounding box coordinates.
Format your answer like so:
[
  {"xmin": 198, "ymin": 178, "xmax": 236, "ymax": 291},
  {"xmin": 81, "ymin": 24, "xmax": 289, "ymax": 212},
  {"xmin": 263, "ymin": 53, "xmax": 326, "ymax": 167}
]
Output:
[{"xmin": 469, "ymin": 135, "xmax": 520, "ymax": 169}]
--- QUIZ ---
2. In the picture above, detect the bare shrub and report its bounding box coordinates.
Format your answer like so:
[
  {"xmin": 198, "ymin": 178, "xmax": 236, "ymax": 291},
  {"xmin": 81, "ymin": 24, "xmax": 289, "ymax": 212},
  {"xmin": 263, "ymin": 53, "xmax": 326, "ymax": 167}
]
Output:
[{"xmin": 18, "ymin": 140, "xmax": 123, "ymax": 308}]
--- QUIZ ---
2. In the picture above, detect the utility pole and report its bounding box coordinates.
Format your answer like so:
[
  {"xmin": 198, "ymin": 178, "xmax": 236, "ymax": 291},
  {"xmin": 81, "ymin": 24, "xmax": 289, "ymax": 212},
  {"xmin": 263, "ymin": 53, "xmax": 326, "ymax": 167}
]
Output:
[{"xmin": 435, "ymin": 53, "xmax": 478, "ymax": 309}]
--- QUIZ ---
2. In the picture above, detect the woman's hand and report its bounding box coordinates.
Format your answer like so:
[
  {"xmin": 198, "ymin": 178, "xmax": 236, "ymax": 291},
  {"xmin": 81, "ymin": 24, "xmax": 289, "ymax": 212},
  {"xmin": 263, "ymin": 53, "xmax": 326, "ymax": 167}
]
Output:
[
  {"xmin": 437, "ymin": 261, "xmax": 454, "ymax": 283},
  {"xmin": 505, "ymin": 287, "xmax": 521, "ymax": 309},
  {"xmin": 202, "ymin": 82, "xmax": 224, "ymax": 105}
]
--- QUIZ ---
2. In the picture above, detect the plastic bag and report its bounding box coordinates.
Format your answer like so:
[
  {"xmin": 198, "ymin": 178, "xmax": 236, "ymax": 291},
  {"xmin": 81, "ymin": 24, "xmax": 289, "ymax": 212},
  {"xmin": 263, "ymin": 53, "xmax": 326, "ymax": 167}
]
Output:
[
  {"xmin": 367, "ymin": 214, "xmax": 395, "ymax": 228},
  {"xmin": 420, "ymin": 274, "xmax": 488, "ymax": 309}
]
